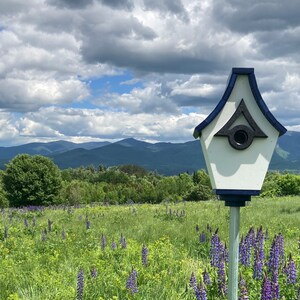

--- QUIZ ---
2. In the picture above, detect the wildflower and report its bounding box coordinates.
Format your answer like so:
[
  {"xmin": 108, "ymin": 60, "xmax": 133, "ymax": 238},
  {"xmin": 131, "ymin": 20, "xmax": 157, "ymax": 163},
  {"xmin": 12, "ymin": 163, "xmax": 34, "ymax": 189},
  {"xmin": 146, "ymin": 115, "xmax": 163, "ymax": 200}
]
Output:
[
  {"xmin": 203, "ymin": 269, "xmax": 211, "ymax": 285},
  {"xmin": 111, "ymin": 240, "xmax": 117, "ymax": 250},
  {"xmin": 284, "ymin": 254, "xmax": 297, "ymax": 284},
  {"xmin": 195, "ymin": 283, "xmax": 207, "ymax": 300},
  {"xmin": 239, "ymin": 276, "xmax": 249, "ymax": 300},
  {"xmin": 268, "ymin": 236, "xmax": 280, "ymax": 273},
  {"xmin": 24, "ymin": 218, "xmax": 29, "ymax": 228},
  {"xmin": 261, "ymin": 273, "xmax": 272, "ymax": 300},
  {"xmin": 91, "ymin": 267, "xmax": 97, "ymax": 278},
  {"xmin": 271, "ymin": 271, "xmax": 280, "ymax": 299},
  {"xmin": 253, "ymin": 251, "xmax": 263, "ymax": 280},
  {"xmin": 126, "ymin": 268, "xmax": 138, "ymax": 294},
  {"xmin": 199, "ymin": 232, "xmax": 206, "ymax": 243},
  {"xmin": 210, "ymin": 229, "xmax": 221, "ymax": 267},
  {"xmin": 120, "ymin": 234, "xmax": 127, "ymax": 249},
  {"xmin": 41, "ymin": 230, "xmax": 46, "ymax": 241},
  {"xmin": 86, "ymin": 220, "xmax": 90, "ymax": 230},
  {"xmin": 77, "ymin": 269, "xmax": 84, "ymax": 300},
  {"xmin": 142, "ymin": 244, "xmax": 149, "ymax": 266},
  {"xmin": 217, "ymin": 256, "xmax": 227, "ymax": 296},
  {"xmin": 189, "ymin": 272, "xmax": 197, "ymax": 291},
  {"xmin": 101, "ymin": 234, "xmax": 107, "ymax": 250}
]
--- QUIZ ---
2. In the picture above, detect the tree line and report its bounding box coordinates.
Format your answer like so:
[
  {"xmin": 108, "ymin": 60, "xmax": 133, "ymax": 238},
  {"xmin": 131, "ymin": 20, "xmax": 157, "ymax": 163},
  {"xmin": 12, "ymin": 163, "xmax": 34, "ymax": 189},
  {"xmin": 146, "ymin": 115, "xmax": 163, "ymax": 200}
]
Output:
[{"xmin": 0, "ymin": 154, "xmax": 299, "ymax": 207}]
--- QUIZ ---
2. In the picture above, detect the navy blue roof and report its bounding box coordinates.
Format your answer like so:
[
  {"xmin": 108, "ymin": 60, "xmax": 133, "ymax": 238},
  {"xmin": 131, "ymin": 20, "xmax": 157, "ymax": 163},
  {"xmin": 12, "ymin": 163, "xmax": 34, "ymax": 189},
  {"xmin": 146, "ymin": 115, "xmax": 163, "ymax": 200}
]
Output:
[{"xmin": 193, "ymin": 68, "xmax": 287, "ymax": 138}]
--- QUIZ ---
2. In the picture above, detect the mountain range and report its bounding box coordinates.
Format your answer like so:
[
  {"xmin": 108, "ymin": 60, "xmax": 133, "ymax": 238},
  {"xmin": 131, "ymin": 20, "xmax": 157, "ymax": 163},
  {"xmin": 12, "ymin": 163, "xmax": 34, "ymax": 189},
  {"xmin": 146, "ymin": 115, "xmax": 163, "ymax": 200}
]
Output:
[{"xmin": 0, "ymin": 131, "xmax": 299, "ymax": 175}]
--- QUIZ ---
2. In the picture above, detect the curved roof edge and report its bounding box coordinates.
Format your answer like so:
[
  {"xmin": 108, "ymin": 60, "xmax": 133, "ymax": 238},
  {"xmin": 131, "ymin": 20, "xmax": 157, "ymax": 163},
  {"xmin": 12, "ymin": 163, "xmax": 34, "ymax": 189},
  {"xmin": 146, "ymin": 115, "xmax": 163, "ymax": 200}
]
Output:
[{"xmin": 193, "ymin": 68, "xmax": 287, "ymax": 139}]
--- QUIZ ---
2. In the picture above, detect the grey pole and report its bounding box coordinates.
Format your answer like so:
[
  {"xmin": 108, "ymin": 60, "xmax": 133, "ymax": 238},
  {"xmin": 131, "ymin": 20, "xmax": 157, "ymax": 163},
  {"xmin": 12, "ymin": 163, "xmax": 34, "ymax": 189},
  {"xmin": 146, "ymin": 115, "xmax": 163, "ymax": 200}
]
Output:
[{"xmin": 228, "ymin": 206, "xmax": 240, "ymax": 300}]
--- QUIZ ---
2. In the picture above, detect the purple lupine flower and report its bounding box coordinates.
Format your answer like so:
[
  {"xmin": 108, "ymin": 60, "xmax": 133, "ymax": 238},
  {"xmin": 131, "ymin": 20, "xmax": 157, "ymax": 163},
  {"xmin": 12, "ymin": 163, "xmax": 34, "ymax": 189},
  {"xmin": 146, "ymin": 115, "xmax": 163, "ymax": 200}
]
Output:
[
  {"xmin": 77, "ymin": 268, "xmax": 84, "ymax": 300},
  {"xmin": 199, "ymin": 232, "xmax": 206, "ymax": 243},
  {"xmin": 91, "ymin": 267, "xmax": 98, "ymax": 278},
  {"xmin": 277, "ymin": 233, "xmax": 284, "ymax": 265},
  {"xmin": 24, "ymin": 218, "xmax": 29, "ymax": 228},
  {"xmin": 203, "ymin": 269, "xmax": 211, "ymax": 285},
  {"xmin": 101, "ymin": 234, "xmax": 107, "ymax": 250},
  {"xmin": 142, "ymin": 244, "xmax": 149, "ymax": 266},
  {"xmin": 268, "ymin": 236, "xmax": 280, "ymax": 273},
  {"xmin": 189, "ymin": 272, "xmax": 197, "ymax": 291},
  {"xmin": 253, "ymin": 251, "xmax": 263, "ymax": 280},
  {"xmin": 261, "ymin": 273, "xmax": 272, "ymax": 300},
  {"xmin": 86, "ymin": 220, "xmax": 90, "ymax": 230},
  {"xmin": 210, "ymin": 229, "xmax": 221, "ymax": 267},
  {"xmin": 111, "ymin": 240, "xmax": 117, "ymax": 250},
  {"xmin": 217, "ymin": 256, "xmax": 227, "ymax": 296},
  {"xmin": 195, "ymin": 283, "xmax": 207, "ymax": 300},
  {"xmin": 120, "ymin": 234, "xmax": 127, "ymax": 249},
  {"xmin": 41, "ymin": 230, "xmax": 46, "ymax": 241},
  {"xmin": 126, "ymin": 268, "xmax": 138, "ymax": 294},
  {"xmin": 239, "ymin": 276, "xmax": 249, "ymax": 300},
  {"xmin": 284, "ymin": 254, "xmax": 297, "ymax": 284},
  {"xmin": 239, "ymin": 233, "xmax": 252, "ymax": 267},
  {"xmin": 271, "ymin": 271, "xmax": 280, "ymax": 299},
  {"xmin": 255, "ymin": 226, "xmax": 265, "ymax": 262}
]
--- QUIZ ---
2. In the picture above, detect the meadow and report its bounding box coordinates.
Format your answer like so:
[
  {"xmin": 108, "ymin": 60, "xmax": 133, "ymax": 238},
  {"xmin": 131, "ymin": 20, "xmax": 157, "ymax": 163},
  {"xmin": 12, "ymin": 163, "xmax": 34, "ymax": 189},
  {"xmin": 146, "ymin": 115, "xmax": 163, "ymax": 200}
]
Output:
[{"xmin": 1, "ymin": 196, "xmax": 300, "ymax": 299}]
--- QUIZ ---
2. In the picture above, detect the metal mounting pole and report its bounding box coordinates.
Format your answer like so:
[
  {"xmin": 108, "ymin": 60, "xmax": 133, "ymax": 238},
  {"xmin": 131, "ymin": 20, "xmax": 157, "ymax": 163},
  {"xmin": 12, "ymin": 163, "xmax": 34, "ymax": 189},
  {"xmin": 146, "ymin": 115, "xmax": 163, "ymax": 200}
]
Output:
[{"xmin": 228, "ymin": 206, "xmax": 240, "ymax": 300}]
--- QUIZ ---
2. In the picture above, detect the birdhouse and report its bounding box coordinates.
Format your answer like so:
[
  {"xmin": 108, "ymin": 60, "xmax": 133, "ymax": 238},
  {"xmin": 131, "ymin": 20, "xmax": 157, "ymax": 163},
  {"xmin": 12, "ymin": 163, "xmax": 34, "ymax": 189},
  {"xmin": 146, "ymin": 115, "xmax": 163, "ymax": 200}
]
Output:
[{"xmin": 193, "ymin": 68, "xmax": 286, "ymax": 206}]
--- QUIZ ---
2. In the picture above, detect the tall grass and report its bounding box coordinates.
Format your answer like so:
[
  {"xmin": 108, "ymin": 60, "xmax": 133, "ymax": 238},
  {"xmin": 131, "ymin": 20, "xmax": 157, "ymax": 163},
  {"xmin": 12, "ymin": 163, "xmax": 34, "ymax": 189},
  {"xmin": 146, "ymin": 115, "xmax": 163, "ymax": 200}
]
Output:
[{"xmin": 0, "ymin": 196, "xmax": 299, "ymax": 299}]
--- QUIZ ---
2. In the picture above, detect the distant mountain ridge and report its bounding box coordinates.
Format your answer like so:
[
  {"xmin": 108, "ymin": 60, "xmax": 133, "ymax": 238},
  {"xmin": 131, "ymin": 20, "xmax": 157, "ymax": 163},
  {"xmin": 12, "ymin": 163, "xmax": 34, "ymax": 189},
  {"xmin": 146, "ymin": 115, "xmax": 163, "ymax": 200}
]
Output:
[{"xmin": 0, "ymin": 132, "xmax": 299, "ymax": 175}]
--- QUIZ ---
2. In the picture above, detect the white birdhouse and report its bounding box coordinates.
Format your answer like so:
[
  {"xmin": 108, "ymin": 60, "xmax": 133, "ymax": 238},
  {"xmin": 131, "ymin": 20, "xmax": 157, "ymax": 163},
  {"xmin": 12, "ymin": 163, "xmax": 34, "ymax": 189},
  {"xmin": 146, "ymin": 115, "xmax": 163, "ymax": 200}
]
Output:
[{"xmin": 193, "ymin": 68, "xmax": 286, "ymax": 205}]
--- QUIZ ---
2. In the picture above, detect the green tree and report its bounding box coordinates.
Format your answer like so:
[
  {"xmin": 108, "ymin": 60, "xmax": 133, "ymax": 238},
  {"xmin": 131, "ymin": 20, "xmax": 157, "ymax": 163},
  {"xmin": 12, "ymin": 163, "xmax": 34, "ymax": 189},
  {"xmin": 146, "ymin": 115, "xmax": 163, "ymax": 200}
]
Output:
[{"xmin": 2, "ymin": 154, "xmax": 62, "ymax": 207}]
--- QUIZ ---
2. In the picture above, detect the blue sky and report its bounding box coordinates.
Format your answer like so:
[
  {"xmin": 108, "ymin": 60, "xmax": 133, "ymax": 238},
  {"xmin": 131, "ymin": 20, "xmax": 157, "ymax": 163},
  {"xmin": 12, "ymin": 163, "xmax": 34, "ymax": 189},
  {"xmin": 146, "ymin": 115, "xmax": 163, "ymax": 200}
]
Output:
[{"xmin": 0, "ymin": 0, "xmax": 299, "ymax": 146}]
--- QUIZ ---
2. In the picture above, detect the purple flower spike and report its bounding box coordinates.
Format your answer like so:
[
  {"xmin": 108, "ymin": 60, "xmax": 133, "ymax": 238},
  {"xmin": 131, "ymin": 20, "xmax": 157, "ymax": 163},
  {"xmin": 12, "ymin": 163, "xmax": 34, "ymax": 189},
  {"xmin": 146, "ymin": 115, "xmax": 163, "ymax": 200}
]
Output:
[
  {"xmin": 189, "ymin": 272, "xmax": 197, "ymax": 291},
  {"xmin": 126, "ymin": 268, "xmax": 138, "ymax": 294},
  {"xmin": 261, "ymin": 273, "xmax": 272, "ymax": 300},
  {"xmin": 239, "ymin": 276, "xmax": 249, "ymax": 300},
  {"xmin": 284, "ymin": 254, "xmax": 297, "ymax": 284},
  {"xmin": 77, "ymin": 268, "xmax": 84, "ymax": 300},
  {"xmin": 86, "ymin": 220, "xmax": 90, "ymax": 230},
  {"xmin": 203, "ymin": 269, "xmax": 211, "ymax": 285},
  {"xmin": 120, "ymin": 234, "xmax": 127, "ymax": 249},
  {"xmin": 91, "ymin": 267, "xmax": 98, "ymax": 278},
  {"xmin": 217, "ymin": 257, "xmax": 227, "ymax": 296},
  {"xmin": 195, "ymin": 283, "xmax": 207, "ymax": 300},
  {"xmin": 101, "ymin": 234, "xmax": 107, "ymax": 250},
  {"xmin": 142, "ymin": 244, "xmax": 149, "ymax": 266},
  {"xmin": 24, "ymin": 218, "xmax": 29, "ymax": 228},
  {"xmin": 111, "ymin": 240, "xmax": 117, "ymax": 250},
  {"xmin": 271, "ymin": 271, "xmax": 280, "ymax": 300},
  {"xmin": 199, "ymin": 232, "xmax": 206, "ymax": 243}
]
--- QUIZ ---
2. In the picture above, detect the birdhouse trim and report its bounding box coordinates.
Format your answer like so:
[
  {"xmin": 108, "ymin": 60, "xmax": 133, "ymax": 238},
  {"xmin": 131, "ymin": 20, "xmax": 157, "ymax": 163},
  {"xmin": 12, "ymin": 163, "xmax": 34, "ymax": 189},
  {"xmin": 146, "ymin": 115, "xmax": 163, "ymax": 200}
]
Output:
[
  {"xmin": 193, "ymin": 68, "xmax": 287, "ymax": 206},
  {"xmin": 193, "ymin": 68, "xmax": 286, "ymax": 139}
]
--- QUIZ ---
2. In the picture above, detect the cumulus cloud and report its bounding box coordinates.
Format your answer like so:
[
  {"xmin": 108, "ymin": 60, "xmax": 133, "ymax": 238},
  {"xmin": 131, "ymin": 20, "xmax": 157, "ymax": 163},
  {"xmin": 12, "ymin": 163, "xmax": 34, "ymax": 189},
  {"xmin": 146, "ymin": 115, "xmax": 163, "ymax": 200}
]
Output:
[
  {"xmin": 11, "ymin": 107, "xmax": 205, "ymax": 144},
  {"xmin": 0, "ymin": 0, "xmax": 299, "ymax": 145}
]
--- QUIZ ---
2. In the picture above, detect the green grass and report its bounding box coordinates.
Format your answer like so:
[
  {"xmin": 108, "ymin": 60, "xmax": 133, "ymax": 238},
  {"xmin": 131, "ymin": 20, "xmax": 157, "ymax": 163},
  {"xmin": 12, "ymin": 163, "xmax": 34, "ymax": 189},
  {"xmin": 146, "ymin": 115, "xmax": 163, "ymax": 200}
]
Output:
[{"xmin": 0, "ymin": 197, "xmax": 300, "ymax": 299}]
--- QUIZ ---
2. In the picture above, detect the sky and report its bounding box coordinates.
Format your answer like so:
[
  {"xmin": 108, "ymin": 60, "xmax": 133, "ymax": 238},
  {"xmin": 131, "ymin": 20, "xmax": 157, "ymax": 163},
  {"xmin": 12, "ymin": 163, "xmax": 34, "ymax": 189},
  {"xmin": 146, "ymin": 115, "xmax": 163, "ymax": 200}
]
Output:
[{"xmin": 0, "ymin": 0, "xmax": 300, "ymax": 146}]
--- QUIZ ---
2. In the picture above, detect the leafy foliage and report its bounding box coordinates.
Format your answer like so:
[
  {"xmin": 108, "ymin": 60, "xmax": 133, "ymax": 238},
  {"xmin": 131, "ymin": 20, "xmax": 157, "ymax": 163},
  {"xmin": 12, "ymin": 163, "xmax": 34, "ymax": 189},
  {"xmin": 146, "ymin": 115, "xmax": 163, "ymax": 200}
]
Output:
[{"xmin": 2, "ymin": 154, "xmax": 62, "ymax": 207}]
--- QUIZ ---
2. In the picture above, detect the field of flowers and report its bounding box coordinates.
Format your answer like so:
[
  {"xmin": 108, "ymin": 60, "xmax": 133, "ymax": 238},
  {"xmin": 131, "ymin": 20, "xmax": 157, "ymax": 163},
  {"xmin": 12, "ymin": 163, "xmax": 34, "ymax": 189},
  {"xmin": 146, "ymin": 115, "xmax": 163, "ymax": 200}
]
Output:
[{"xmin": 0, "ymin": 196, "xmax": 300, "ymax": 299}]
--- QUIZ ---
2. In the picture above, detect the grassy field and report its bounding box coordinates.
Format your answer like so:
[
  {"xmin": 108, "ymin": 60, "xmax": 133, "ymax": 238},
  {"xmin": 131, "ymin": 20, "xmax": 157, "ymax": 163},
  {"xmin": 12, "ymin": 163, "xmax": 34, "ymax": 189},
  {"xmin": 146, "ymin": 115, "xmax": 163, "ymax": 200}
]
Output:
[{"xmin": 0, "ymin": 196, "xmax": 300, "ymax": 299}]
